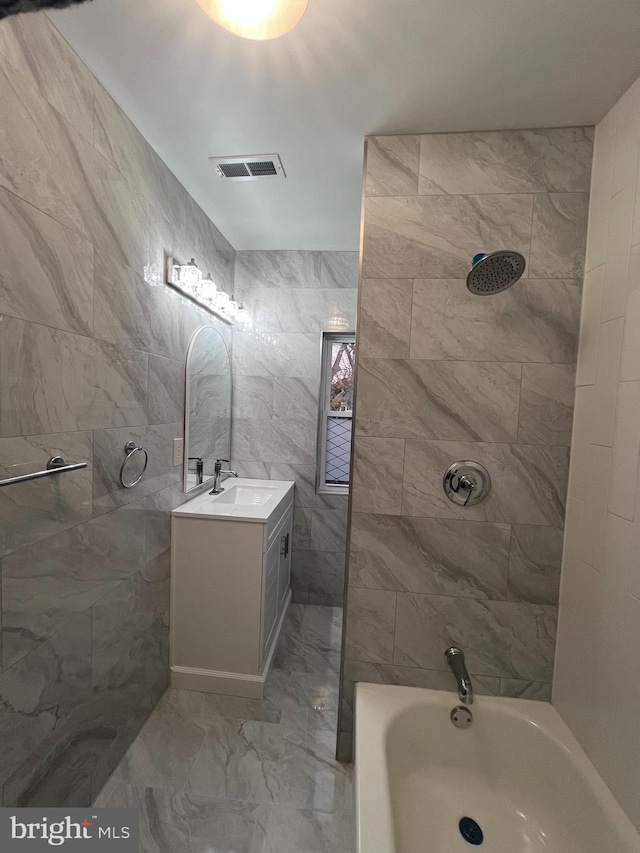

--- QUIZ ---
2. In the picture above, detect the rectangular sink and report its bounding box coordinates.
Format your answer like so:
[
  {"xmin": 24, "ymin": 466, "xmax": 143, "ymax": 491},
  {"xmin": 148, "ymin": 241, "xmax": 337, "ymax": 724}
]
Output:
[
  {"xmin": 211, "ymin": 485, "xmax": 277, "ymax": 506},
  {"xmin": 172, "ymin": 478, "xmax": 295, "ymax": 523}
]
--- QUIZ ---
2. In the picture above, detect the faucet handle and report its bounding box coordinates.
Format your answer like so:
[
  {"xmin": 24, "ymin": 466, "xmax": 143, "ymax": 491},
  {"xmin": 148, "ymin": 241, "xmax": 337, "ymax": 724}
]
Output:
[{"xmin": 216, "ymin": 459, "xmax": 230, "ymax": 464}]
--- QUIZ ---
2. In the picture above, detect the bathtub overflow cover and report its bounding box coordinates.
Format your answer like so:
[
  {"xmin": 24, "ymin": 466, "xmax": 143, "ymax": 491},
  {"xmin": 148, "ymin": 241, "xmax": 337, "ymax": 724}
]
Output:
[
  {"xmin": 451, "ymin": 706, "xmax": 473, "ymax": 728},
  {"xmin": 459, "ymin": 817, "xmax": 484, "ymax": 845}
]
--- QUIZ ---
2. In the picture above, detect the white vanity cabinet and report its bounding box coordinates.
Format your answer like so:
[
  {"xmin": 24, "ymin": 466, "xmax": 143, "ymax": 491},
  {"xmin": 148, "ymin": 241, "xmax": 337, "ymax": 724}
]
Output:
[{"xmin": 170, "ymin": 479, "xmax": 294, "ymax": 698}]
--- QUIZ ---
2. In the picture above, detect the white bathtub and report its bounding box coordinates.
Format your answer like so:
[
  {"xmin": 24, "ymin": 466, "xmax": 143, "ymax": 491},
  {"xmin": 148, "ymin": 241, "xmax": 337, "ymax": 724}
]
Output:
[{"xmin": 355, "ymin": 683, "xmax": 640, "ymax": 852}]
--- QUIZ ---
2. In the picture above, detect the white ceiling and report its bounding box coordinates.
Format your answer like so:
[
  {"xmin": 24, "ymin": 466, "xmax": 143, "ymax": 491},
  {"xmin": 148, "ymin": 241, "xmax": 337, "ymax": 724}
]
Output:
[{"xmin": 50, "ymin": 0, "xmax": 640, "ymax": 251}]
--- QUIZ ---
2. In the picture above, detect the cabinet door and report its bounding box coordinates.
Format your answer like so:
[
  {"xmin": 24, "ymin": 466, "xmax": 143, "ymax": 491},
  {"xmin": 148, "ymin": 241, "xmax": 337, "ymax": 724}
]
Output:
[
  {"xmin": 261, "ymin": 535, "xmax": 280, "ymax": 665},
  {"xmin": 278, "ymin": 510, "xmax": 293, "ymax": 612}
]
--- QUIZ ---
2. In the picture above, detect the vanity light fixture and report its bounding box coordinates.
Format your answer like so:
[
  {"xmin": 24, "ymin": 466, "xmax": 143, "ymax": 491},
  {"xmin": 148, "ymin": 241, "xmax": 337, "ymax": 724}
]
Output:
[
  {"xmin": 165, "ymin": 256, "xmax": 236, "ymax": 324},
  {"xmin": 194, "ymin": 0, "xmax": 309, "ymax": 41}
]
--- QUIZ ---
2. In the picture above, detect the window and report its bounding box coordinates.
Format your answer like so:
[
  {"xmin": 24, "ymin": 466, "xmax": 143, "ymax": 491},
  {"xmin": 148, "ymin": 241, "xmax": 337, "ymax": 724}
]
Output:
[{"xmin": 317, "ymin": 332, "xmax": 356, "ymax": 494}]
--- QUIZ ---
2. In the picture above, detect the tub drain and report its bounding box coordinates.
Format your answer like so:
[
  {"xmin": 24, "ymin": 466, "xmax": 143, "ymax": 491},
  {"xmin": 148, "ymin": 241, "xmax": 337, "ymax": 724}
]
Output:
[{"xmin": 459, "ymin": 817, "xmax": 483, "ymax": 845}]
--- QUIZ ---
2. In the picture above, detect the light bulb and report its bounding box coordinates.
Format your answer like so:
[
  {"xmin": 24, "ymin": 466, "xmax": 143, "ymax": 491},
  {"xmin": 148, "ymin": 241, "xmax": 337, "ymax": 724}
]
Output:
[
  {"xmin": 179, "ymin": 258, "xmax": 202, "ymax": 290},
  {"xmin": 195, "ymin": 0, "xmax": 309, "ymax": 40},
  {"xmin": 200, "ymin": 272, "xmax": 217, "ymax": 307}
]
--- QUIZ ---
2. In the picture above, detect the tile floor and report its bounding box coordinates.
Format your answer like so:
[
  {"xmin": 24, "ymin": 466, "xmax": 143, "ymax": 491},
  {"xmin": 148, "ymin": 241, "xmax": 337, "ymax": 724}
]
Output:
[{"xmin": 94, "ymin": 605, "xmax": 353, "ymax": 852}]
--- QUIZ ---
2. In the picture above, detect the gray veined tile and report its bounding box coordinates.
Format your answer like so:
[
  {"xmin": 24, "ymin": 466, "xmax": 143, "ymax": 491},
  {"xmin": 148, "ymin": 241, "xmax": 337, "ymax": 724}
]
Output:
[
  {"xmin": 292, "ymin": 550, "xmax": 346, "ymax": 596},
  {"xmin": 280, "ymin": 672, "xmax": 340, "ymax": 733},
  {"xmin": 366, "ymin": 135, "xmax": 421, "ymax": 197},
  {"xmin": 402, "ymin": 439, "xmax": 569, "ymax": 526},
  {"xmin": 185, "ymin": 719, "xmax": 347, "ymax": 812},
  {"xmin": 0, "ymin": 613, "xmax": 92, "ymax": 791},
  {"xmin": 261, "ymin": 803, "xmax": 353, "ymax": 853},
  {"xmin": 272, "ymin": 377, "xmax": 319, "ymax": 423},
  {"xmin": 235, "ymin": 251, "xmax": 357, "ymax": 291},
  {"xmin": 499, "ymin": 679, "xmax": 552, "ymax": 701},
  {"xmin": 356, "ymin": 359, "xmax": 521, "ymax": 442},
  {"xmin": 410, "ymin": 278, "xmax": 581, "ymax": 363},
  {"xmin": 109, "ymin": 706, "xmax": 208, "ymax": 791},
  {"xmin": 362, "ymin": 193, "xmax": 533, "ymax": 279},
  {"xmin": 232, "ymin": 419, "xmax": 315, "ymax": 466},
  {"xmin": 276, "ymin": 288, "xmax": 357, "ymax": 333},
  {"xmin": 92, "ymin": 425, "xmax": 181, "ymax": 517},
  {"xmin": 309, "ymin": 509, "xmax": 348, "ymax": 553},
  {"xmin": 0, "ymin": 317, "xmax": 148, "ymax": 437},
  {"xmin": 0, "ymin": 14, "xmax": 95, "ymax": 144},
  {"xmin": 156, "ymin": 671, "xmax": 289, "ymax": 728},
  {"xmin": 344, "ymin": 588, "xmax": 396, "ymax": 664},
  {"xmin": 93, "ymin": 248, "xmax": 184, "ymax": 360},
  {"xmin": 0, "ymin": 185, "xmax": 93, "ymax": 335},
  {"xmin": 0, "ymin": 431, "xmax": 93, "ymax": 558},
  {"xmin": 517, "ymin": 363, "xmax": 576, "ymax": 446},
  {"xmin": 269, "ymin": 464, "xmax": 349, "ymax": 511},
  {"xmin": 393, "ymin": 592, "xmax": 557, "ymax": 682},
  {"xmin": 507, "ymin": 525, "xmax": 563, "ymax": 606},
  {"xmin": 148, "ymin": 356, "xmax": 184, "ymax": 425},
  {"xmin": 352, "ymin": 437, "xmax": 405, "ymax": 515},
  {"xmin": 349, "ymin": 512, "xmax": 510, "ymax": 600},
  {"xmin": 144, "ymin": 482, "xmax": 185, "ymax": 564},
  {"xmin": 273, "ymin": 605, "xmax": 342, "ymax": 674},
  {"xmin": 358, "ymin": 279, "xmax": 413, "ymax": 359},
  {"xmin": 530, "ymin": 193, "xmax": 589, "ymax": 279},
  {"xmin": 418, "ymin": 128, "xmax": 594, "ymax": 195},
  {"xmin": 233, "ymin": 376, "xmax": 274, "ymax": 419},
  {"xmin": 91, "ymin": 564, "xmax": 169, "ymax": 689},
  {"xmin": 233, "ymin": 332, "xmax": 319, "ymax": 379},
  {"xmin": 2, "ymin": 500, "xmax": 146, "ymax": 670}
]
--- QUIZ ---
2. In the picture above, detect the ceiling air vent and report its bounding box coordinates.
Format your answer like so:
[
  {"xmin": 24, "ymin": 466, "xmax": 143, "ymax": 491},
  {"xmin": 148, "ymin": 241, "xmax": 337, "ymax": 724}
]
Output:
[{"xmin": 209, "ymin": 153, "xmax": 286, "ymax": 181}]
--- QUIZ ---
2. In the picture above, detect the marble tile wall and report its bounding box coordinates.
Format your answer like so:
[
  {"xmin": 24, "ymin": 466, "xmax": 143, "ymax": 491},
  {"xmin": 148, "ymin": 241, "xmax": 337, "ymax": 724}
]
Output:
[
  {"xmin": 339, "ymin": 127, "xmax": 593, "ymax": 756},
  {"xmin": 554, "ymin": 74, "xmax": 640, "ymax": 831},
  {"xmin": 233, "ymin": 251, "xmax": 358, "ymax": 606},
  {"xmin": 0, "ymin": 13, "xmax": 235, "ymax": 807}
]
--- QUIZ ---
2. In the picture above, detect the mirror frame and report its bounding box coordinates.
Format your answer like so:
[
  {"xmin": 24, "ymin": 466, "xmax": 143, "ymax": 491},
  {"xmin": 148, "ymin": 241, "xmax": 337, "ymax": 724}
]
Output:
[{"xmin": 183, "ymin": 324, "xmax": 232, "ymax": 493}]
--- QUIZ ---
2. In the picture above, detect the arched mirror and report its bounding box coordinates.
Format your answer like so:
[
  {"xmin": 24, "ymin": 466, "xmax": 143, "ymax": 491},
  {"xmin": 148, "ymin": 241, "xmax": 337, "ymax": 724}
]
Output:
[{"xmin": 184, "ymin": 325, "xmax": 232, "ymax": 492}]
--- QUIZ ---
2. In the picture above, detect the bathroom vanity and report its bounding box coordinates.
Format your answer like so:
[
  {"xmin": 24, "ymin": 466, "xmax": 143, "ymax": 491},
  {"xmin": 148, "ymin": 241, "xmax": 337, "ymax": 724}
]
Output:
[{"xmin": 170, "ymin": 478, "xmax": 294, "ymax": 698}]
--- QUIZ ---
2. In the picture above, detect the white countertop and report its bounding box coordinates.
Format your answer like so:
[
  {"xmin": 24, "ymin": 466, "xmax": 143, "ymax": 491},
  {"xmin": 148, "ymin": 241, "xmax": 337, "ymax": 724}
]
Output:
[{"xmin": 172, "ymin": 478, "xmax": 295, "ymax": 523}]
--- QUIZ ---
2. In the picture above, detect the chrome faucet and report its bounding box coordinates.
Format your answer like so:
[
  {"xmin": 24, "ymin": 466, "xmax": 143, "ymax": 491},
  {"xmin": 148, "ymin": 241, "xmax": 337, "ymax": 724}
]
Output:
[
  {"xmin": 209, "ymin": 459, "xmax": 238, "ymax": 495},
  {"xmin": 445, "ymin": 647, "xmax": 474, "ymax": 705}
]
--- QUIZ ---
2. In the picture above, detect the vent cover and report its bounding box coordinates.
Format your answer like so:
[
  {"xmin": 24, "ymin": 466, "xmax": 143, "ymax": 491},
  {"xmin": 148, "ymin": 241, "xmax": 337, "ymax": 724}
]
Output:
[{"xmin": 209, "ymin": 153, "xmax": 286, "ymax": 181}]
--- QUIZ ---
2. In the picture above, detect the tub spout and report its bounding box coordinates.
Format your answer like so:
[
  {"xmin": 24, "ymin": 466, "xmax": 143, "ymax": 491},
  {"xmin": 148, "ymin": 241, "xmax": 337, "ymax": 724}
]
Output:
[{"xmin": 445, "ymin": 647, "xmax": 474, "ymax": 705}]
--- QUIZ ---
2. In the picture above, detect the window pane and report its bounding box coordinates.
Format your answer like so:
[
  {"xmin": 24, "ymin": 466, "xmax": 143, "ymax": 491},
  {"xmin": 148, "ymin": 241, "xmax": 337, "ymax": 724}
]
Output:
[
  {"xmin": 325, "ymin": 417, "xmax": 352, "ymax": 484},
  {"xmin": 329, "ymin": 341, "xmax": 355, "ymax": 412}
]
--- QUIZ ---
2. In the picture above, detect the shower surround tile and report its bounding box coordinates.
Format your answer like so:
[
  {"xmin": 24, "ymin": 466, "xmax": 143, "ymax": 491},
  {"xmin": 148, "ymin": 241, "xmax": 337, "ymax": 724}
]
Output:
[
  {"xmin": 362, "ymin": 193, "xmax": 533, "ymax": 279},
  {"xmin": 341, "ymin": 127, "xmax": 590, "ymax": 752},
  {"xmin": 517, "ymin": 363, "xmax": 576, "ymax": 446},
  {"xmin": 530, "ymin": 193, "xmax": 589, "ymax": 279},
  {"xmin": 418, "ymin": 128, "xmax": 593, "ymax": 195},
  {"xmin": 402, "ymin": 439, "xmax": 569, "ymax": 526},
  {"xmin": 365, "ymin": 135, "xmax": 421, "ymax": 197},
  {"xmin": 349, "ymin": 512, "xmax": 510, "ymax": 600},
  {"xmin": 356, "ymin": 359, "xmax": 521, "ymax": 441},
  {"xmin": 393, "ymin": 593, "xmax": 557, "ymax": 682},
  {"xmin": 507, "ymin": 525, "xmax": 563, "ymax": 605},
  {"xmin": 358, "ymin": 279, "xmax": 413, "ymax": 359},
  {"xmin": 410, "ymin": 278, "xmax": 581, "ymax": 363}
]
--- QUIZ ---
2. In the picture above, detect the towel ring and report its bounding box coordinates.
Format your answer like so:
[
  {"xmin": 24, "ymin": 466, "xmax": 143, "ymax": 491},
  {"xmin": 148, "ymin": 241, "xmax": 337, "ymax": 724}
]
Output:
[{"xmin": 120, "ymin": 440, "xmax": 148, "ymax": 489}]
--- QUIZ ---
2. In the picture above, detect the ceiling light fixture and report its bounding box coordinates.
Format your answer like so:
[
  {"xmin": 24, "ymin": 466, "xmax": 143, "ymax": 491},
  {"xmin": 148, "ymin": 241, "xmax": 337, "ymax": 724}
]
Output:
[{"xmin": 195, "ymin": 0, "xmax": 309, "ymax": 41}]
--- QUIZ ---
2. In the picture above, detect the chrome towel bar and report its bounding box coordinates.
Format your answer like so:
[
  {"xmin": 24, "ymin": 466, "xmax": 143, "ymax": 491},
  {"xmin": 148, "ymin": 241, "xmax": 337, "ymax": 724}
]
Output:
[{"xmin": 0, "ymin": 456, "xmax": 88, "ymax": 488}]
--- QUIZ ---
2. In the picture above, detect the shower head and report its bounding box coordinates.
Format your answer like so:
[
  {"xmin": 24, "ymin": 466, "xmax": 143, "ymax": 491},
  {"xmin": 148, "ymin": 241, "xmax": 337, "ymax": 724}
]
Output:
[{"xmin": 466, "ymin": 251, "xmax": 526, "ymax": 296}]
